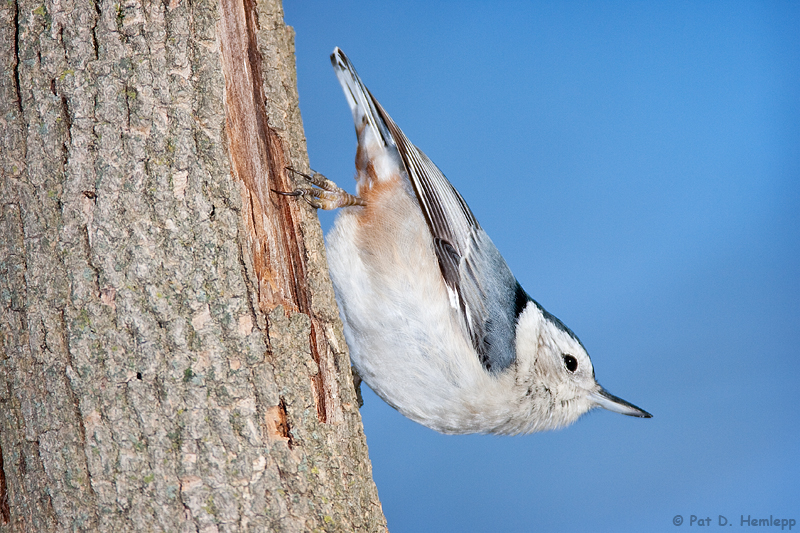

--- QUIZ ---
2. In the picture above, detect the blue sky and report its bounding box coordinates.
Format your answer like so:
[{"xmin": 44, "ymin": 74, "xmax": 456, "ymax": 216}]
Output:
[{"xmin": 283, "ymin": 2, "xmax": 799, "ymax": 531}]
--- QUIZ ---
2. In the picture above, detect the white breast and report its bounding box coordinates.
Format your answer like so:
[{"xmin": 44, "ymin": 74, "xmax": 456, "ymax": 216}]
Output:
[{"xmin": 326, "ymin": 184, "xmax": 525, "ymax": 434}]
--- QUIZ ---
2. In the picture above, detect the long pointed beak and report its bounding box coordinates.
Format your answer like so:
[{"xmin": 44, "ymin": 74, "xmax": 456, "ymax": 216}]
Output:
[{"xmin": 590, "ymin": 387, "xmax": 652, "ymax": 418}]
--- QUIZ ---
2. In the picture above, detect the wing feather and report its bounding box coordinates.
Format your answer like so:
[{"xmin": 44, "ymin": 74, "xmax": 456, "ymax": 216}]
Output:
[{"xmin": 372, "ymin": 99, "xmax": 518, "ymax": 372}]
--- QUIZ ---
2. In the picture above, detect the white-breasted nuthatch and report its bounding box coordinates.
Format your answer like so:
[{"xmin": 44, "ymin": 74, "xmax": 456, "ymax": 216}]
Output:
[{"xmin": 290, "ymin": 48, "xmax": 651, "ymax": 435}]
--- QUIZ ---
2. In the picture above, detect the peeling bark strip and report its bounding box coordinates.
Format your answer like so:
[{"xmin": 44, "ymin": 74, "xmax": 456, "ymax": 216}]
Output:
[
  {"xmin": 218, "ymin": 0, "xmax": 330, "ymax": 423},
  {"xmin": 264, "ymin": 398, "xmax": 295, "ymax": 448}
]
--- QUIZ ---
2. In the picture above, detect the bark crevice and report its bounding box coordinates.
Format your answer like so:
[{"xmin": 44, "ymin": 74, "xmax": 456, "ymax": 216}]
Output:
[
  {"xmin": 12, "ymin": 0, "xmax": 22, "ymax": 114},
  {"xmin": 0, "ymin": 441, "xmax": 9, "ymax": 525}
]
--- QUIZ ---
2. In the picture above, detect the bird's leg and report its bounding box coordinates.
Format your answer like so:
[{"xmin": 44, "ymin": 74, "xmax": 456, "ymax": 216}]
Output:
[{"xmin": 276, "ymin": 168, "xmax": 366, "ymax": 210}]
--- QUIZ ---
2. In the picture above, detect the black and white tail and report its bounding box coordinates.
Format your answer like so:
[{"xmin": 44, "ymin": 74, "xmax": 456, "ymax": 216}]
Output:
[{"xmin": 330, "ymin": 48, "xmax": 396, "ymax": 154}]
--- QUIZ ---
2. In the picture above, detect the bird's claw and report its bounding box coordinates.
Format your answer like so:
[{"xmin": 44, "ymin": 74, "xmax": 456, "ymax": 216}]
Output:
[{"xmin": 276, "ymin": 167, "xmax": 366, "ymax": 210}]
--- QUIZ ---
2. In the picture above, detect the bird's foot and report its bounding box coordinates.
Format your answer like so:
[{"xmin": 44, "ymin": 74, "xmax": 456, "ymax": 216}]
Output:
[{"xmin": 276, "ymin": 168, "xmax": 366, "ymax": 210}]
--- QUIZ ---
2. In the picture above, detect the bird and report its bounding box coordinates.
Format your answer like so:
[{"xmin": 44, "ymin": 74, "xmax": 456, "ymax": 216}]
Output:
[{"xmin": 287, "ymin": 47, "xmax": 651, "ymax": 435}]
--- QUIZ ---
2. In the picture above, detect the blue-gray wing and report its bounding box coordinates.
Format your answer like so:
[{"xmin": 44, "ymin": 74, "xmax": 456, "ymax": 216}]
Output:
[{"xmin": 371, "ymin": 99, "xmax": 520, "ymax": 373}]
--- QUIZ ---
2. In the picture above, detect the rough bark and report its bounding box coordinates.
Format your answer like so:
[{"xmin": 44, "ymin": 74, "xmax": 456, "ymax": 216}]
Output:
[{"xmin": 0, "ymin": 0, "xmax": 387, "ymax": 530}]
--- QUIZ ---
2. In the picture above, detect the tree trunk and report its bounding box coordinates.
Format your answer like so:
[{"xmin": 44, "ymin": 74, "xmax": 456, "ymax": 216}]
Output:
[{"xmin": 0, "ymin": 0, "xmax": 387, "ymax": 529}]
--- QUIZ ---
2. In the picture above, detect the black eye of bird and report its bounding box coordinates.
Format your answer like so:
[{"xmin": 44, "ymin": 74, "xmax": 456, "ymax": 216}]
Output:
[{"xmin": 563, "ymin": 354, "xmax": 578, "ymax": 373}]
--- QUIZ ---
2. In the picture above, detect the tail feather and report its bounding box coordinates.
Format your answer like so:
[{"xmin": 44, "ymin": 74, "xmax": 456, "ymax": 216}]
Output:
[{"xmin": 330, "ymin": 48, "xmax": 394, "ymax": 151}]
